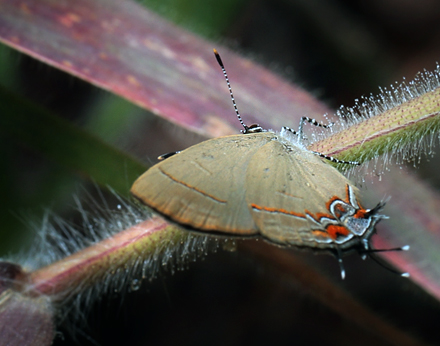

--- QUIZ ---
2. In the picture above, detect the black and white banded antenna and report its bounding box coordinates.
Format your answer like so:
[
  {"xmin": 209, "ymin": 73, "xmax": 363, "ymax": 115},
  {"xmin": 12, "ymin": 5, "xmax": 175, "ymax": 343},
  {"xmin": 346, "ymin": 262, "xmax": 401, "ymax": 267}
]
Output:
[
  {"xmin": 213, "ymin": 49, "xmax": 262, "ymax": 134},
  {"xmin": 213, "ymin": 49, "xmax": 358, "ymax": 166}
]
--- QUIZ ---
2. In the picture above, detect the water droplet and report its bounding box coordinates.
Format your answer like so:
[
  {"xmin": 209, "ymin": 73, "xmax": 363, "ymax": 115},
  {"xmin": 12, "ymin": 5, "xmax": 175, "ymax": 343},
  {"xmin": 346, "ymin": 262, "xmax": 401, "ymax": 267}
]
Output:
[
  {"xmin": 130, "ymin": 279, "xmax": 141, "ymax": 291},
  {"xmin": 222, "ymin": 239, "xmax": 237, "ymax": 252},
  {"xmin": 117, "ymin": 204, "xmax": 122, "ymax": 210}
]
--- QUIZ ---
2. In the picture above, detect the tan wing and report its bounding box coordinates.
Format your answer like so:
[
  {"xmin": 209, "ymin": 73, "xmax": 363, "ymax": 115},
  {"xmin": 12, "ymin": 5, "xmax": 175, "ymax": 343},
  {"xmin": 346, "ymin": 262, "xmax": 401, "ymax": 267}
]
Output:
[
  {"xmin": 245, "ymin": 139, "xmax": 358, "ymax": 247},
  {"xmin": 131, "ymin": 133, "xmax": 277, "ymax": 235}
]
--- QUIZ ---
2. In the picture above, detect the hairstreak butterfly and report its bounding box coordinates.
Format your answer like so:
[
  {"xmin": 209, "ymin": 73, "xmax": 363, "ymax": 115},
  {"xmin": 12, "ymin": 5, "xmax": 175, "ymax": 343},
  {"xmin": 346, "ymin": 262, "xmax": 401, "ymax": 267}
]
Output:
[{"xmin": 131, "ymin": 49, "xmax": 409, "ymax": 279}]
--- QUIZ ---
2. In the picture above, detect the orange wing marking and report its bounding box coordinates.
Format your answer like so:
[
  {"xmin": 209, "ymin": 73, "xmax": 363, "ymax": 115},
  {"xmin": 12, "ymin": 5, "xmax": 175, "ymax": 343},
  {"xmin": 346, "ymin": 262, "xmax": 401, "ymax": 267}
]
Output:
[
  {"xmin": 252, "ymin": 184, "xmax": 366, "ymax": 242},
  {"xmin": 309, "ymin": 211, "xmax": 336, "ymax": 221},
  {"xmin": 325, "ymin": 224, "xmax": 351, "ymax": 239},
  {"xmin": 159, "ymin": 167, "xmax": 227, "ymax": 203},
  {"xmin": 250, "ymin": 204, "xmax": 307, "ymax": 219}
]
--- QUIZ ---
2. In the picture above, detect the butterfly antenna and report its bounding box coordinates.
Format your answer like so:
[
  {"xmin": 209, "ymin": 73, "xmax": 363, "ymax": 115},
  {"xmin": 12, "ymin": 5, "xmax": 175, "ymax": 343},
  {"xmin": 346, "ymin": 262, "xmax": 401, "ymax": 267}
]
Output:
[{"xmin": 214, "ymin": 49, "xmax": 259, "ymax": 134}]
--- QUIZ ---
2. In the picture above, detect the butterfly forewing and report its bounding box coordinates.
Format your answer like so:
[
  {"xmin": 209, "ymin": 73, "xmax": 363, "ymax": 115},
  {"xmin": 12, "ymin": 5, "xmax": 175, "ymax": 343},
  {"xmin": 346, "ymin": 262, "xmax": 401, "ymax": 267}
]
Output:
[{"xmin": 131, "ymin": 134, "xmax": 273, "ymax": 235}]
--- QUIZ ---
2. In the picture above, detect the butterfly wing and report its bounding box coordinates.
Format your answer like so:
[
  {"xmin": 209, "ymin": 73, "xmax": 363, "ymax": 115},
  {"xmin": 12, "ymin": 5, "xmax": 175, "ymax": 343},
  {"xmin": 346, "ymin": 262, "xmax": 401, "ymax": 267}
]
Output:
[
  {"xmin": 131, "ymin": 133, "xmax": 276, "ymax": 235},
  {"xmin": 245, "ymin": 138, "xmax": 359, "ymax": 248}
]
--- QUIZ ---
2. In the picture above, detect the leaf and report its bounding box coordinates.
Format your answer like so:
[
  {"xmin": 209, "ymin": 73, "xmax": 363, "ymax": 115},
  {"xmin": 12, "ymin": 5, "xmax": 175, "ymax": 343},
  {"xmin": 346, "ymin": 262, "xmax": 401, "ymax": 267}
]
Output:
[
  {"xmin": 0, "ymin": 262, "xmax": 54, "ymax": 346},
  {"xmin": 0, "ymin": 0, "xmax": 330, "ymax": 136},
  {"xmin": 0, "ymin": 86, "xmax": 147, "ymax": 197}
]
